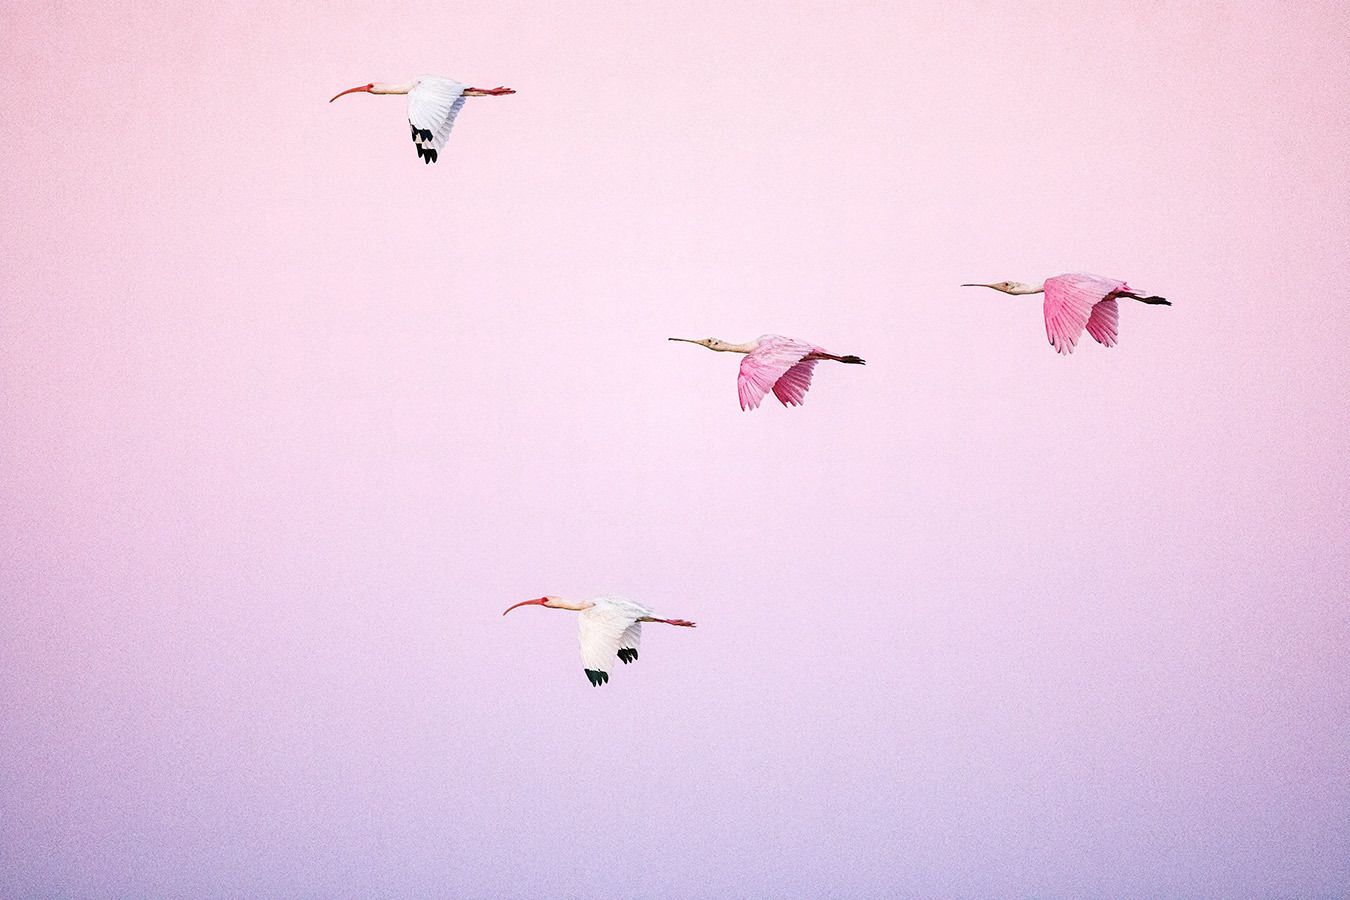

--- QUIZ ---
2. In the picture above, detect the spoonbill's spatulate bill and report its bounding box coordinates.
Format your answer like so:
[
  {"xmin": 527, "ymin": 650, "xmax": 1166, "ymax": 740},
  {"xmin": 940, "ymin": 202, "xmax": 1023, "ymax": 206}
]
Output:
[
  {"xmin": 502, "ymin": 595, "xmax": 696, "ymax": 687},
  {"xmin": 962, "ymin": 274, "xmax": 1170, "ymax": 355},
  {"xmin": 329, "ymin": 75, "xmax": 515, "ymax": 164},
  {"xmin": 669, "ymin": 334, "xmax": 865, "ymax": 411}
]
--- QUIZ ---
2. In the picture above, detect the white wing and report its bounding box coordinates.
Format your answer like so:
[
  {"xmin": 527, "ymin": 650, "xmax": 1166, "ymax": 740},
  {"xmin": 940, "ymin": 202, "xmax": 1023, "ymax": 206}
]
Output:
[
  {"xmin": 618, "ymin": 622, "xmax": 642, "ymax": 666},
  {"xmin": 407, "ymin": 76, "xmax": 467, "ymax": 163},
  {"xmin": 577, "ymin": 597, "xmax": 652, "ymax": 686}
]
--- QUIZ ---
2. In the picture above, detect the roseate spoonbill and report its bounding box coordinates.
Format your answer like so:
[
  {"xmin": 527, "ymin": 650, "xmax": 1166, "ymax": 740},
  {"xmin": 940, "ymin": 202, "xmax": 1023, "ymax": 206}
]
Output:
[
  {"xmin": 502, "ymin": 595, "xmax": 696, "ymax": 687},
  {"xmin": 329, "ymin": 75, "xmax": 515, "ymax": 163},
  {"xmin": 962, "ymin": 273, "xmax": 1170, "ymax": 355},
  {"xmin": 668, "ymin": 334, "xmax": 865, "ymax": 411}
]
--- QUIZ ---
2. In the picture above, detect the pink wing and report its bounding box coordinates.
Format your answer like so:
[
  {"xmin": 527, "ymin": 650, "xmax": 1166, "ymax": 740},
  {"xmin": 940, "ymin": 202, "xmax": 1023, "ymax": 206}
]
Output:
[
  {"xmin": 737, "ymin": 335, "xmax": 817, "ymax": 411},
  {"xmin": 1043, "ymin": 274, "xmax": 1126, "ymax": 355},
  {"xmin": 771, "ymin": 359, "xmax": 819, "ymax": 407},
  {"xmin": 1085, "ymin": 298, "xmax": 1119, "ymax": 347}
]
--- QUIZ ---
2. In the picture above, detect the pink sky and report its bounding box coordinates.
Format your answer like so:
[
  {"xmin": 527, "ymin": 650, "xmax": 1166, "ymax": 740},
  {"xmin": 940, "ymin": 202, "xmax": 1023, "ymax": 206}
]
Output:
[{"xmin": 3, "ymin": 1, "xmax": 1348, "ymax": 896}]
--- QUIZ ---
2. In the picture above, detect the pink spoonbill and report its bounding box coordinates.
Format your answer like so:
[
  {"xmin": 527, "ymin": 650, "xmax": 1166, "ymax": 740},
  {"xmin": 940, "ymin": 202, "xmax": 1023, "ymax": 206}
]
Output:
[
  {"xmin": 962, "ymin": 273, "xmax": 1170, "ymax": 355},
  {"xmin": 329, "ymin": 75, "xmax": 515, "ymax": 164},
  {"xmin": 503, "ymin": 595, "xmax": 696, "ymax": 686},
  {"xmin": 669, "ymin": 334, "xmax": 865, "ymax": 411}
]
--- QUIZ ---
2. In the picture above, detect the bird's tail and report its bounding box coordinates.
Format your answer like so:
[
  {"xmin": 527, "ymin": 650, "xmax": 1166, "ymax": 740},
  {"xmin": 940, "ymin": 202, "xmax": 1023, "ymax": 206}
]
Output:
[{"xmin": 1121, "ymin": 291, "xmax": 1171, "ymax": 306}]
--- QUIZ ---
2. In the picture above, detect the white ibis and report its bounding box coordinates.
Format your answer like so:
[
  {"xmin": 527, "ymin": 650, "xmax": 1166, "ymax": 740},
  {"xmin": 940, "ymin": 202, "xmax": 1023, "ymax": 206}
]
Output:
[
  {"xmin": 502, "ymin": 595, "xmax": 696, "ymax": 686},
  {"xmin": 329, "ymin": 75, "xmax": 515, "ymax": 164}
]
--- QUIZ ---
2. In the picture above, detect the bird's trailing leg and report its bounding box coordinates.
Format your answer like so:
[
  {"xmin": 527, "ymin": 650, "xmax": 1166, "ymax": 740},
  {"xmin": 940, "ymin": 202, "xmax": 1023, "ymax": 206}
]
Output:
[
  {"xmin": 808, "ymin": 352, "xmax": 866, "ymax": 365},
  {"xmin": 1120, "ymin": 291, "xmax": 1171, "ymax": 305},
  {"xmin": 463, "ymin": 86, "xmax": 516, "ymax": 96},
  {"xmin": 640, "ymin": 617, "xmax": 697, "ymax": 627}
]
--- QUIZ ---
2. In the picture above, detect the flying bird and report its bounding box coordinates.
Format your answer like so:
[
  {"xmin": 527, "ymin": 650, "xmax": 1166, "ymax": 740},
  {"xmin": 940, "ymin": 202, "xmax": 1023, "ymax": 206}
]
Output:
[
  {"xmin": 329, "ymin": 75, "xmax": 515, "ymax": 163},
  {"xmin": 502, "ymin": 595, "xmax": 696, "ymax": 687},
  {"xmin": 962, "ymin": 273, "xmax": 1170, "ymax": 355},
  {"xmin": 669, "ymin": 334, "xmax": 865, "ymax": 411}
]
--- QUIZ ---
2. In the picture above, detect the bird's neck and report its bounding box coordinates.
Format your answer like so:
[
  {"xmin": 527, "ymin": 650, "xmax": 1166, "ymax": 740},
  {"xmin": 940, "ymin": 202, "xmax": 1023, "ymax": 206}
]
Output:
[
  {"xmin": 715, "ymin": 341, "xmax": 757, "ymax": 354},
  {"xmin": 1010, "ymin": 282, "xmax": 1045, "ymax": 296},
  {"xmin": 549, "ymin": 598, "xmax": 593, "ymax": 612},
  {"xmin": 371, "ymin": 82, "xmax": 414, "ymax": 95}
]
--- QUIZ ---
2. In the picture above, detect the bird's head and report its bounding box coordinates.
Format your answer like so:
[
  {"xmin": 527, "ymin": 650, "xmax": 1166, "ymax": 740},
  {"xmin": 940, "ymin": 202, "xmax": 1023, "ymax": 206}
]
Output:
[
  {"xmin": 668, "ymin": 336, "xmax": 730, "ymax": 352},
  {"xmin": 502, "ymin": 596, "xmax": 589, "ymax": 615},
  {"xmin": 329, "ymin": 82, "xmax": 374, "ymax": 102},
  {"xmin": 502, "ymin": 596, "xmax": 557, "ymax": 615},
  {"xmin": 329, "ymin": 81, "xmax": 418, "ymax": 102},
  {"xmin": 961, "ymin": 281, "xmax": 1039, "ymax": 295}
]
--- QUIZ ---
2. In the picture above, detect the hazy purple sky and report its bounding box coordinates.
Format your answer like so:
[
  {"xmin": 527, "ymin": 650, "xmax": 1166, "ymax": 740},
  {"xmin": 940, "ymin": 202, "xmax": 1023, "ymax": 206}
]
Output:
[{"xmin": 3, "ymin": 1, "xmax": 1348, "ymax": 896}]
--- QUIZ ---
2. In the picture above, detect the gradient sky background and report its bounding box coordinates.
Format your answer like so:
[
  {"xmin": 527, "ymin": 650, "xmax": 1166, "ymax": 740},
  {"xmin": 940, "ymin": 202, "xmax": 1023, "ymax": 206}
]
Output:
[{"xmin": 3, "ymin": 1, "xmax": 1349, "ymax": 897}]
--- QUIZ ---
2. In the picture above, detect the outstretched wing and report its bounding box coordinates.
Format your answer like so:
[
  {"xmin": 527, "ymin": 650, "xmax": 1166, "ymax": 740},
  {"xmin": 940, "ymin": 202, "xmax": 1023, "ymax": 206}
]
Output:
[
  {"xmin": 617, "ymin": 622, "xmax": 642, "ymax": 665},
  {"xmin": 738, "ymin": 336, "xmax": 816, "ymax": 411},
  {"xmin": 771, "ymin": 359, "xmax": 819, "ymax": 407},
  {"xmin": 407, "ymin": 77, "xmax": 467, "ymax": 163},
  {"xmin": 1043, "ymin": 274, "xmax": 1125, "ymax": 355},
  {"xmin": 1085, "ymin": 298, "xmax": 1119, "ymax": 347},
  {"xmin": 577, "ymin": 598, "xmax": 650, "ymax": 686}
]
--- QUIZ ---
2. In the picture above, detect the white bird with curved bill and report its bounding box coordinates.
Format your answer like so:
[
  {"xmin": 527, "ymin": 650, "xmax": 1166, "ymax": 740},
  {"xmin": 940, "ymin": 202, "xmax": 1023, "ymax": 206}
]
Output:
[
  {"xmin": 502, "ymin": 595, "xmax": 696, "ymax": 687},
  {"xmin": 329, "ymin": 75, "xmax": 515, "ymax": 164}
]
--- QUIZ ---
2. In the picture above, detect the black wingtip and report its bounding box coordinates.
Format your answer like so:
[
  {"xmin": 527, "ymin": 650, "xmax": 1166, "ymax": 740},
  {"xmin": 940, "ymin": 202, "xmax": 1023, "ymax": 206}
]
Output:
[
  {"xmin": 585, "ymin": 669, "xmax": 610, "ymax": 686},
  {"xmin": 617, "ymin": 649, "xmax": 638, "ymax": 664}
]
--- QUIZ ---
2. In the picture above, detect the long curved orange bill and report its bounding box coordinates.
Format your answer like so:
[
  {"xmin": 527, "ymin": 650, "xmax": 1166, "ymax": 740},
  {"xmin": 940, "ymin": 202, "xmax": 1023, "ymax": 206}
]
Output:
[
  {"xmin": 502, "ymin": 597, "xmax": 549, "ymax": 616},
  {"xmin": 330, "ymin": 83, "xmax": 374, "ymax": 103}
]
